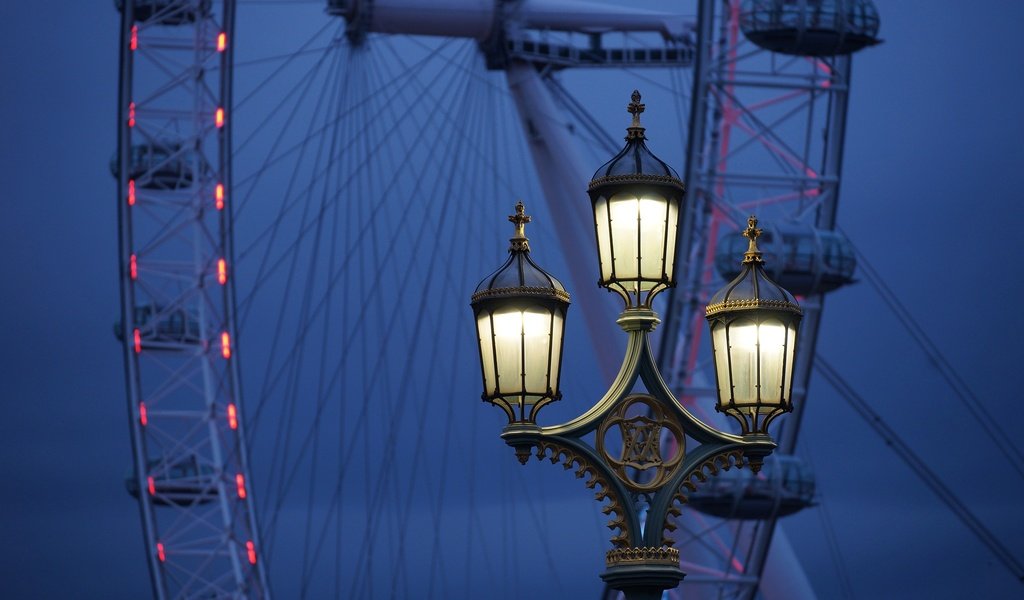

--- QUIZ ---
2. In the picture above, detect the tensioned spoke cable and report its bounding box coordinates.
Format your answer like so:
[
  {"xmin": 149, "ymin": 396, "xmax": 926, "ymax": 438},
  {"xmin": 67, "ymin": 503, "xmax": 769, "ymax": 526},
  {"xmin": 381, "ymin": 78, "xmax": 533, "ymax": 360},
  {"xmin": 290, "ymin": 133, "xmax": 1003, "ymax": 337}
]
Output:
[
  {"xmin": 343, "ymin": 45, "xmax": 481, "ymax": 599},
  {"xmin": 263, "ymin": 45, "xmax": 477, "ymax": 561},
  {"xmin": 234, "ymin": 40, "xmax": 463, "ymax": 324},
  {"xmin": 798, "ymin": 442, "xmax": 854, "ymax": 600},
  {"xmin": 815, "ymin": 356, "xmax": 1024, "ymax": 583},
  {"xmin": 239, "ymin": 42, "xmax": 468, "ymax": 436},
  {"xmin": 842, "ymin": 233, "xmax": 1024, "ymax": 479},
  {"xmin": 259, "ymin": 44, "xmax": 349, "ymax": 561}
]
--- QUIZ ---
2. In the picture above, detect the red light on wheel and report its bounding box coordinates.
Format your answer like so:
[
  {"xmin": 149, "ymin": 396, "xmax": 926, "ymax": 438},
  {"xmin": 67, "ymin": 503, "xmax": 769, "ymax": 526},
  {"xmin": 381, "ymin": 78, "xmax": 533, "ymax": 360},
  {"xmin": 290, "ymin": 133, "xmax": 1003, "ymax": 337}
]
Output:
[
  {"xmin": 131, "ymin": 25, "xmax": 138, "ymax": 50},
  {"xmin": 133, "ymin": 328, "xmax": 142, "ymax": 353},
  {"xmin": 235, "ymin": 473, "xmax": 247, "ymax": 499},
  {"xmin": 217, "ymin": 259, "xmax": 227, "ymax": 285},
  {"xmin": 246, "ymin": 541, "xmax": 257, "ymax": 565},
  {"xmin": 227, "ymin": 403, "xmax": 238, "ymax": 430},
  {"xmin": 221, "ymin": 331, "xmax": 231, "ymax": 359},
  {"xmin": 139, "ymin": 402, "xmax": 148, "ymax": 426},
  {"xmin": 128, "ymin": 179, "xmax": 136, "ymax": 206},
  {"xmin": 157, "ymin": 542, "xmax": 166, "ymax": 562},
  {"xmin": 128, "ymin": 102, "xmax": 136, "ymax": 128},
  {"xmin": 147, "ymin": 476, "xmax": 155, "ymax": 496},
  {"xmin": 130, "ymin": 254, "xmax": 138, "ymax": 280},
  {"xmin": 217, "ymin": 32, "xmax": 227, "ymax": 52},
  {"xmin": 215, "ymin": 108, "xmax": 224, "ymax": 128},
  {"xmin": 215, "ymin": 183, "xmax": 225, "ymax": 210}
]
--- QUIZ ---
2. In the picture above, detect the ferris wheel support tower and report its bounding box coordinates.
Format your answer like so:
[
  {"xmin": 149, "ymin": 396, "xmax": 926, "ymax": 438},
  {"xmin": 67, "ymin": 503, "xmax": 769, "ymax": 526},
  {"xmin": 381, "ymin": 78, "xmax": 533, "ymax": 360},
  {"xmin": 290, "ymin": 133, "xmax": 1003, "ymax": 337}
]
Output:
[{"xmin": 659, "ymin": 2, "xmax": 880, "ymax": 599}]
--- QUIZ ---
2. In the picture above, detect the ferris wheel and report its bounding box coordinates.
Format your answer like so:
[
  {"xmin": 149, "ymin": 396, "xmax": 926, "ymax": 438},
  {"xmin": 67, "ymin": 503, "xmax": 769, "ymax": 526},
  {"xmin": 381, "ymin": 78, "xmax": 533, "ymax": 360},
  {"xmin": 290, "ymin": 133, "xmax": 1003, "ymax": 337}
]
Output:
[{"xmin": 112, "ymin": 1, "xmax": 891, "ymax": 598}]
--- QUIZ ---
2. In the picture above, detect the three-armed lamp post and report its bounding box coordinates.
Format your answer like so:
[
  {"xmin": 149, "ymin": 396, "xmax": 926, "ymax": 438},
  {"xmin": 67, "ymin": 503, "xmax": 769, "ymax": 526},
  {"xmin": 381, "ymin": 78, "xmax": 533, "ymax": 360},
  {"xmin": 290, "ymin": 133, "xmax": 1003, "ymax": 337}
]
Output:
[{"xmin": 470, "ymin": 91, "xmax": 803, "ymax": 599}]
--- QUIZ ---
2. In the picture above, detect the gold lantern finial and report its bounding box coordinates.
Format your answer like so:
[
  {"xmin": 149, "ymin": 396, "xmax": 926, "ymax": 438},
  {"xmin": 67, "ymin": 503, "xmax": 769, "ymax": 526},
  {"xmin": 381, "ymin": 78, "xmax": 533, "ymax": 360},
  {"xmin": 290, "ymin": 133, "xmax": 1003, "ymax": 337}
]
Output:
[
  {"xmin": 509, "ymin": 201, "xmax": 531, "ymax": 252},
  {"xmin": 626, "ymin": 90, "xmax": 646, "ymax": 140},
  {"xmin": 742, "ymin": 215, "xmax": 764, "ymax": 264}
]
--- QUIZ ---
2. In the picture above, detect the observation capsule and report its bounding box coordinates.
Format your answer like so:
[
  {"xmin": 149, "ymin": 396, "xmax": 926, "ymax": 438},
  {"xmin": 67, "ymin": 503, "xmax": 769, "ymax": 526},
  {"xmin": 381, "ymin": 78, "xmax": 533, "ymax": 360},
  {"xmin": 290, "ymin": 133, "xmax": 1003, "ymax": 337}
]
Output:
[
  {"xmin": 114, "ymin": 304, "xmax": 202, "ymax": 348},
  {"xmin": 115, "ymin": 0, "xmax": 212, "ymax": 25},
  {"xmin": 109, "ymin": 141, "xmax": 207, "ymax": 190},
  {"xmin": 740, "ymin": 0, "xmax": 881, "ymax": 56},
  {"xmin": 714, "ymin": 223, "xmax": 855, "ymax": 296},
  {"xmin": 125, "ymin": 454, "xmax": 218, "ymax": 506},
  {"xmin": 686, "ymin": 455, "xmax": 815, "ymax": 520}
]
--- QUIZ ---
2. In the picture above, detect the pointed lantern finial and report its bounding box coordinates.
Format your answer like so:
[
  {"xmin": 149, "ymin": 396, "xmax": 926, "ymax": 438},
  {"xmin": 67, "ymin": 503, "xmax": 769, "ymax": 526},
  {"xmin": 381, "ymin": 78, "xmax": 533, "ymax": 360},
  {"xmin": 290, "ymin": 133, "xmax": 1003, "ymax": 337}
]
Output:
[
  {"xmin": 508, "ymin": 201, "xmax": 531, "ymax": 252},
  {"xmin": 742, "ymin": 215, "xmax": 764, "ymax": 264},
  {"xmin": 626, "ymin": 89, "xmax": 646, "ymax": 140}
]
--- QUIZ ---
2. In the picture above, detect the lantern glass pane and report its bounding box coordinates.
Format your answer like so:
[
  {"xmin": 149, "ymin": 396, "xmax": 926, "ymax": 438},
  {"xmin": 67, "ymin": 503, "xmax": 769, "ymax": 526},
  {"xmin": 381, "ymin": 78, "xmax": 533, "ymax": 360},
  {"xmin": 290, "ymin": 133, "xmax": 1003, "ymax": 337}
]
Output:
[
  {"xmin": 757, "ymin": 319, "xmax": 787, "ymax": 407},
  {"xmin": 521, "ymin": 309, "xmax": 553, "ymax": 396},
  {"xmin": 664, "ymin": 197, "xmax": 679, "ymax": 282},
  {"xmin": 476, "ymin": 313, "xmax": 496, "ymax": 395},
  {"xmin": 783, "ymin": 322, "xmax": 797, "ymax": 401},
  {"xmin": 712, "ymin": 321, "xmax": 731, "ymax": 406},
  {"xmin": 728, "ymin": 319, "xmax": 758, "ymax": 404},
  {"xmin": 492, "ymin": 309, "xmax": 524, "ymax": 397},
  {"xmin": 491, "ymin": 307, "xmax": 553, "ymax": 404},
  {"xmin": 594, "ymin": 196, "xmax": 614, "ymax": 284},
  {"xmin": 604, "ymin": 192, "xmax": 672, "ymax": 291},
  {"xmin": 549, "ymin": 311, "xmax": 565, "ymax": 397}
]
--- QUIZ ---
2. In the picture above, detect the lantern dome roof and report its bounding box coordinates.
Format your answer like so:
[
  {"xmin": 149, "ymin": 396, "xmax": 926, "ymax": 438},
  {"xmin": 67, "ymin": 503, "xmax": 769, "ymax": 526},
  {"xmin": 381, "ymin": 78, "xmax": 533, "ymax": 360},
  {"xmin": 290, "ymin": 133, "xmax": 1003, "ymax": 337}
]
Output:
[
  {"xmin": 589, "ymin": 90, "xmax": 684, "ymax": 192},
  {"xmin": 706, "ymin": 216, "xmax": 802, "ymax": 318},
  {"xmin": 472, "ymin": 202, "xmax": 570, "ymax": 306}
]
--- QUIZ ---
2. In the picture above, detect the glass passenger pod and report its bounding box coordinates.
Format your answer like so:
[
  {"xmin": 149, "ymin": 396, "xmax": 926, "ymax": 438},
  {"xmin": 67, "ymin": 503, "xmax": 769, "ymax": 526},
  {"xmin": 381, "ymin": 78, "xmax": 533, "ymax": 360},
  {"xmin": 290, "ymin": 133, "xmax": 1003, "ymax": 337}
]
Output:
[
  {"xmin": 108, "ymin": 141, "xmax": 209, "ymax": 191},
  {"xmin": 686, "ymin": 454, "xmax": 815, "ymax": 519},
  {"xmin": 714, "ymin": 223, "xmax": 856, "ymax": 296},
  {"xmin": 125, "ymin": 454, "xmax": 219, "ymax": 506},
  {"xmin": 740, "ymin": 0, "xmax": 881, "ymax": 56},
  {"xmin": 115, "ymin": 0, "xmax": 212, "ymax": 26},
  {"xmin": 114, "ymin": 304, "xmax": 203, "ymax": 349}
]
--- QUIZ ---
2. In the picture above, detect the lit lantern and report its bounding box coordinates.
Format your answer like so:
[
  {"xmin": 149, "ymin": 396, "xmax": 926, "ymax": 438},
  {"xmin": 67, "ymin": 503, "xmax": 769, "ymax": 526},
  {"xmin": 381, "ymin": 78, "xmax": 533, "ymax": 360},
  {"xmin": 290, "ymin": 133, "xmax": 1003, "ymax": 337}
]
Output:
[
  {"xmin": 706, "ymin": 216, "xmax": 802, "ymax": 435},
  {"xmin": 587, "ymin": 90, "xmax": 685, "ymax": 308},
  {"xmin": 471, "ymin": 202, "xmax": 569, "ymax": 423}
]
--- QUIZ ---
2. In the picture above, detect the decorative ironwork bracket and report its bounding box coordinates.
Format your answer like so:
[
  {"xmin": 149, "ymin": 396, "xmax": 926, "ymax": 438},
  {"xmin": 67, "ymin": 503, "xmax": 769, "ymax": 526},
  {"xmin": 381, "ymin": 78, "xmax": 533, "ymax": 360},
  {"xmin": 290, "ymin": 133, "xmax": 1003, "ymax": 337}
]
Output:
[{"xmin": 500, "ymin": 307, "xmax": 776, "ymax": 596}]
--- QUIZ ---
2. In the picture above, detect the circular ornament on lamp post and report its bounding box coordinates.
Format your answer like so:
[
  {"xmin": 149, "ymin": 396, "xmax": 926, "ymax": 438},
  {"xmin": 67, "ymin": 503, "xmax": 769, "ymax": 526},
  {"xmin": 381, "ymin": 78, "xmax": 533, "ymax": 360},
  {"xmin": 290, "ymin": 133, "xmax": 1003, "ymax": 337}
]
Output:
[
  {"xmin": 587, "ymin": 90, "xmax": 685, "ymax": 309},
  {"xmin": 706, "ymin": 216, "xmax": 803, "ymax": 435},
  {"xmin": 471, "ymin": 202, "xmax": 570, "ymax": 424}
]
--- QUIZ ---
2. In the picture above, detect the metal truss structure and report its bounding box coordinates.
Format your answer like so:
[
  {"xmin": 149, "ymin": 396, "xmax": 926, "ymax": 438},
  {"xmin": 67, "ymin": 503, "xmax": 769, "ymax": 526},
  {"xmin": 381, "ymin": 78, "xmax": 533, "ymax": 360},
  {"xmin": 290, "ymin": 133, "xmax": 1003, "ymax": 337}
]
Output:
[{"xmin": 115, "ymin": 1, "xmax": 268, "ymax": 597}]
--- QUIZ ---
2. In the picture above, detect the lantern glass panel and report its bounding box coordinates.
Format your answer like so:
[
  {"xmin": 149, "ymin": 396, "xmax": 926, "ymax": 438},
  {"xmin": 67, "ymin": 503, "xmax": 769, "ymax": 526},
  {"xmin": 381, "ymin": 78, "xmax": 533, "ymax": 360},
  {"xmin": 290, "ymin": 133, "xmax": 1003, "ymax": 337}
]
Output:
[
  {"xmin": 783, "ymin": 323, "xmax": 797, "ymax": 401},
  {"xmin": 594, "ymin": 192, "xmax": 676, "ymax": 291},
  {"xmin": 757, "ymin": 318, "xmax": 787, "ymax": 405},
  {"xmin": 491, "ymin": 307, "xmax": 557, "ymax": 404},
  {"xmin": 712, "ymin": 321, "xmax": 731, "ymax": 406},
  {"xmin": 476, "ymin": 312, "xmax": 497, "ymax": 395},
  {"xmin": 728, "ymin": 319, "xmax": 758, "ymax": 404}
]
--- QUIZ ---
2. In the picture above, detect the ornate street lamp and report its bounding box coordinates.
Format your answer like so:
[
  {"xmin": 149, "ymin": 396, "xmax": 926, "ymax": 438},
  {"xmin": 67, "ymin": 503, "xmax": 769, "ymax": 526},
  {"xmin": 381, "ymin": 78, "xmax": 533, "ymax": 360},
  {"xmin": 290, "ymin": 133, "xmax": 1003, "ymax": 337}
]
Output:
[
  {"xmin": 588, "ymin": 90, "xmax": 684, "ymax": 309},
  {"xmin": 706, "ymin": 216, "xmax": 803, "ymax": 435},
  {"xmin": 471, "ymin": 202, "xmax": 570, "ymax": 425},
  {"xmin": 470, "ymin": 92, "xmax": 802, "ymax": 600}
]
